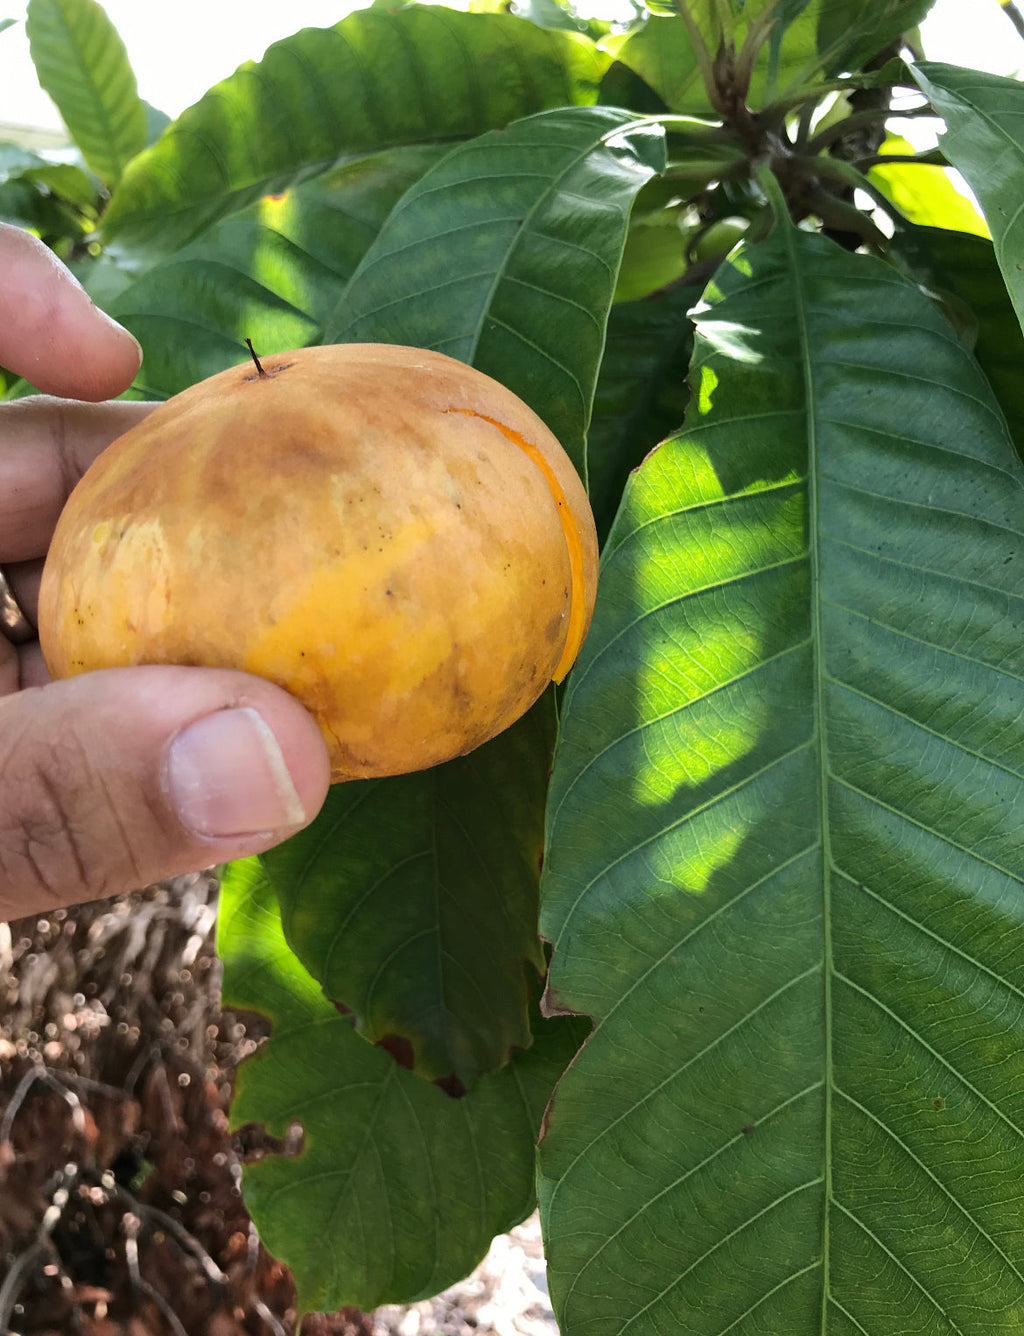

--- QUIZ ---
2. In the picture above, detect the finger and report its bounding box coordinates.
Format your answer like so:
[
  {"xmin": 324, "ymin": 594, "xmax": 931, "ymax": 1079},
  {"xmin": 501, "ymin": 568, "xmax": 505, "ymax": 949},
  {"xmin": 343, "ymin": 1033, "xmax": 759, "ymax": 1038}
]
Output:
[
  {"xmin": 17, "ymin": 641, "xmax": 48, "ymax": 690},
  {"xmin": 0, "ymin": 665, "xmax": 331, "ymax": 920},
  {"xmin": 5, "ymin": 559, "xmax": 41, "ymax": 624},
  {"xmin": 0, "ymin": 397, "xmax": 157, "ymax": 561},
  {"xmin": 0, "ymin": 225, "xmax": 142, "ymax": 401},
  {"xmin": 3, "ymin": 557, "xmax": 44, "ymax": 692},
  {"xmin": 0, "ymin": 560, "xmax": 42, "ymax": 692},
  {"xmin": 0, "ymin": 635, "xmax": 15, "ymax": 695}
]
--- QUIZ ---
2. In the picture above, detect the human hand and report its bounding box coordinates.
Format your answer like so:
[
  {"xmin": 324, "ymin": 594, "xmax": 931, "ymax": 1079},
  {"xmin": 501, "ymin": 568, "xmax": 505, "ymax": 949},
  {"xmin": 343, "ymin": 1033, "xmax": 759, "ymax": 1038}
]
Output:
[{"xmin": 0, "ymin": 224, "xmax": 330, "ymax": 921}]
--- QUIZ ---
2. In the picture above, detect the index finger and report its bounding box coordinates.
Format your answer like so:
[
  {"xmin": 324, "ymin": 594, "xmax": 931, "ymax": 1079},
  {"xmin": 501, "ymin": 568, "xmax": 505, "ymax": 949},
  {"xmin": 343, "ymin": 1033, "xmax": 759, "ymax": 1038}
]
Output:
[
  {"xmin": 0, "ymin": 224, "xmax": 142, "ymax": 401},
  {"xmin": 0, "ymin": 396, "xmax": 157, "ymax": 562}
]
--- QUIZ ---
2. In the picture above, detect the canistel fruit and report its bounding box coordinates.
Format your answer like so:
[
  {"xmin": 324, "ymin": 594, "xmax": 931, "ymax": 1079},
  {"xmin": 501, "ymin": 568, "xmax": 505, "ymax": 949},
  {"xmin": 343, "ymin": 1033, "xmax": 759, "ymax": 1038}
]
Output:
[{"xmin": 38, "ymin": 344, "xmax": 599, "ymax": 782}]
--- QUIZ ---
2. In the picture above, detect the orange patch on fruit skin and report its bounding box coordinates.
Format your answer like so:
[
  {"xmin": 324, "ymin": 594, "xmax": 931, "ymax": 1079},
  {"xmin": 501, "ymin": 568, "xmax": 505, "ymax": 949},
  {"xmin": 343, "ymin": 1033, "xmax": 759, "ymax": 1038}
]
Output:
[{"xmin": 445, "ymin": 409, "xmax": 588, "ymax": 682}]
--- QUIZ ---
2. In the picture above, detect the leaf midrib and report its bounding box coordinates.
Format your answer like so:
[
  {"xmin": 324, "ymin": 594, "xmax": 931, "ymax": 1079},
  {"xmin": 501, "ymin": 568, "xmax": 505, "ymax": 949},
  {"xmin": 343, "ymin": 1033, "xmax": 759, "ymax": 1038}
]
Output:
[
  {"xmin": 780, "ymin": 217, "xmax": 833, "ymax": 1332},
  {"xmin": 41, "ymin": 0, "xmax": 129, "ymax": 175}
]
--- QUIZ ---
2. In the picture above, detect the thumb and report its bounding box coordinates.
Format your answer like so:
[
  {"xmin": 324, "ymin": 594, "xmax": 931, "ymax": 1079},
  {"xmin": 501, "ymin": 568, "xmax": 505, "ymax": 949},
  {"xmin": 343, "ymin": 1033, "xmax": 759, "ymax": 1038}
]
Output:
[{"xmin": 0, "ymin": 665, "xmax": 331, "ymax": 919}]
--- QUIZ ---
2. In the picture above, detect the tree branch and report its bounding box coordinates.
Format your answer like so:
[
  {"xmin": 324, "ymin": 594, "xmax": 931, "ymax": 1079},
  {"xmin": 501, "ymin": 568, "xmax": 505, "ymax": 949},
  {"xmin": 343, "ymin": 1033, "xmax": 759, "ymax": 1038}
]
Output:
[{"xmin": 806, "ymin": 106, "xmax": 898, "ymax": 154}]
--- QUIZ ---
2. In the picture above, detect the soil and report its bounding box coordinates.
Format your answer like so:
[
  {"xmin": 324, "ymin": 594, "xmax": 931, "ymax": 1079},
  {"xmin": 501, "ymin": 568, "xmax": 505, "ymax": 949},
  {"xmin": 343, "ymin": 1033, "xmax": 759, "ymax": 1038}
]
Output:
[{"xmin": 0, "ymin": 876, "xmax": 559, "ymax": 1336}]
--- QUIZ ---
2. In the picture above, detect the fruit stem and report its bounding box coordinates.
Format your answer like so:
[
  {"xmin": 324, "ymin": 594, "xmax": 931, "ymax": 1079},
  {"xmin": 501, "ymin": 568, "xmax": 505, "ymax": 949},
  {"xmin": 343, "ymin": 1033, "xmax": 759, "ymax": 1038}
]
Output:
[{"xmin": 244, "ymin": 338, "xmax": 267, "ymax": 378}]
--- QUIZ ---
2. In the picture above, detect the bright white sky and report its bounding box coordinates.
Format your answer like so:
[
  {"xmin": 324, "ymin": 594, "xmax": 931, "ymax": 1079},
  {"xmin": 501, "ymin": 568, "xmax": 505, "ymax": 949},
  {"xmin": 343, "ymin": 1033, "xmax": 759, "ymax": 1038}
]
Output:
[{"xmin": 0, "ymin": 0, "xmax": 1017, "ymax": 132}]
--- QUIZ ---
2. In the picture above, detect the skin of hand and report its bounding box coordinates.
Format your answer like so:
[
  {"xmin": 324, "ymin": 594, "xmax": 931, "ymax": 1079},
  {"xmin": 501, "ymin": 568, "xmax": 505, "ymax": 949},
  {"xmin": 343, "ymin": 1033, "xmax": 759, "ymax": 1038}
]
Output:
[{"xmin": 0, "ymin": 223, "xmax": 331, "ymax": 921}]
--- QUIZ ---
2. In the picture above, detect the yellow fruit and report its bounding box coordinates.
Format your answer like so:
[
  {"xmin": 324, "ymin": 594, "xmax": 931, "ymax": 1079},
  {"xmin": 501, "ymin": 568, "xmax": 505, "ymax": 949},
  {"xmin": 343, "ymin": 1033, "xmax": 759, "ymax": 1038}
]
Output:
[{"xmin": 38, "ymin": 344, "xmax": 599, "ymax": 782}]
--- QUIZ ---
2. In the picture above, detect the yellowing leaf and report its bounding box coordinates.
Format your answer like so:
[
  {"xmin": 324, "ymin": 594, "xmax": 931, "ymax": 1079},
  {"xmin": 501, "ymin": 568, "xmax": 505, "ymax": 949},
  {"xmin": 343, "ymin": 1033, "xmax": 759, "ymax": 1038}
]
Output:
[{"xmin": 869, "ymin": 133, "xmax": 990, "ymax": 237}]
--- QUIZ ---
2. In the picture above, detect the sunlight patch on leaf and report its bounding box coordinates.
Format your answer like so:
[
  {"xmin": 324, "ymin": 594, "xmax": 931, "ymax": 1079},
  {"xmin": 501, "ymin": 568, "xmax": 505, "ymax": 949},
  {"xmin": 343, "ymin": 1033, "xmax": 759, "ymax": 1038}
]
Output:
[
  {"xmin": 244, "ymin": 232, "xmax": 319, "ymax": 319},
  {"xmin": 657, "ymin": 819, "xmax": 748, "ymax": 897},
  {"xmin": 628, "ymin": 674, "xmax": 770, "ymax": 812},
  {"xmin": 696, "ymin": 317, "xmax": 771, "ymax": 362},
  {"xmin": 258, "ymin": 191, "xmax": 292, "ymax": 220},
  {"xmin": 697, "ymin": 364, "xmax": 718, "ymax": 415}
]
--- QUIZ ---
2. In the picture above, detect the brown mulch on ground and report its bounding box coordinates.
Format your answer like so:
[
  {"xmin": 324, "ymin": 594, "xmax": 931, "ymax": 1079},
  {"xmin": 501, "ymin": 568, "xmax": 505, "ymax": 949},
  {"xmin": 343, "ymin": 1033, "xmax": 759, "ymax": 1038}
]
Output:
[{"xmin": 0, "ymin": 877, "xmax": 558, "ymax": 1336}]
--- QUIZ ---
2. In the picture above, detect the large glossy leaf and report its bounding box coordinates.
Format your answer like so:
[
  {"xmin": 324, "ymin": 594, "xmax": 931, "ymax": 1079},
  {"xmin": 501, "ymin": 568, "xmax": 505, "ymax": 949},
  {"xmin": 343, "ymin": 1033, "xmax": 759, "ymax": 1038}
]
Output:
[
  {"xmin": 105, "ymin": 145, "xmax": 447, "ymax": 398},
  {"xmin": 587, "ymin": 285, "xmax": 694, "ymax": 544},
  {"xmin": 262, "ymin": 698, "xmax": 554, "ymax": 1091},
  {"xmin": 100, "ymin": 6, "xmax": 608, "ymax": 252},
  {"xmin": 329, "ymin": 105, "xmax": 667, "ymax": 478},
  {"xmin": 25, "ymin": 0, "xmax": 146, "ymax": 187},
  {"xmin": 539, "ymin": 224, "xmax": 1024, "ymax": 1333},
  {"xmin": 889, "ymin": 223, "xmax": 1024, "ymax": 465},
  {"xmin": 914, "ymin": 62, "xmax": 1024, "ymax": 339},
  {"xmin": 218, "ymin": 858, "xmax": 586, "ymax": 1315}
]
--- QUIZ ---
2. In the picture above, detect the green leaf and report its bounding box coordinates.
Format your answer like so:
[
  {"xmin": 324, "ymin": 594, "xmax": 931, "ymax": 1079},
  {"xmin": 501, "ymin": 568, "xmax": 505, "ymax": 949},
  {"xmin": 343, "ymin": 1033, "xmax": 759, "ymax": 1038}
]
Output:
[
  {"xmin": 0, "ymin": 18, "xmax": 16, "ymax": 35},
  {"xmin": 870, "ymin": 134, "xmax": 989, "ymax": 238},
  {"xmin": 101, "ymin": 6, "xmax": 609, "ymax": 253},
  {"xmin": 598, "ymin": 53, "xmax": 673, "ymax": 116},
  {"xmin": 218, "ymin": 857, "xmax": 585, "ymax": 1314},
  {"xmin": 0, "ymin": 142, "xmax": 48, "ymax": 182},
  {"xmin": 106, "ymin": 145, "xmax": 446, "ymax": 399},
  {"xmin": 889, "ymin": 224, "xmax": 1024, "ymax": 466},
  {"xmin": 602, "ymin": 8, "xmax": 820, "ymax": 114},
  {"xmin": 515, "ymin": 0, "xmax": 581, "ymax": 29},
  {"xmin": 19, "ymin": 161, "xmax": 98, "ymax": 211},
  {"xmin": 513, "ymin": 0, "xmax": 605, "ymax": 37},
  {"xmin": 329, "ymin": 105, "xmax": 667, "ymax": 479},
  {"xmin": 587, "ymin": 285, "xmax": 694, "ymax": 545},
  {"xmin": 141, "ymin": 99, "xmax": 170, "ymax": 147},
  {"xmin": 812, "ymin": 0, "xmax": 932, "ymax": 78},
  {"xmin": 262, "ymin": 698, "xmax": 553, "ymax": 1091},
  {"xmin": 601, "ymin": 18, "xmax": 710, "ymax": 116},
  {"xmin": 914, "ymin": 62, "xmax": 1024, "ymax": 340},
  {"xmin": 25, "ymin": 0, "xmax": 146, "ymax": 188},
  {"xmin": 613, "ymin": 214, "xmax": 689, "ymax": 304},
  {"xmin": 608, "ymin": 0, "xmax": 927, "ymax": 116},
  {"xmin": 66, "ymin": 249, "xmax": 136, "ymax": 309},
  {"xmin": 0, "ymin": 146, "xmax": 97, "ymax": 239},
  {"xmin": 0, "ymin": 146, "xmax": 91, "ymax": 241},
  {"xmin": 539, "ymin": 226, "xmax": 1024, "ymax": 1332}
]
